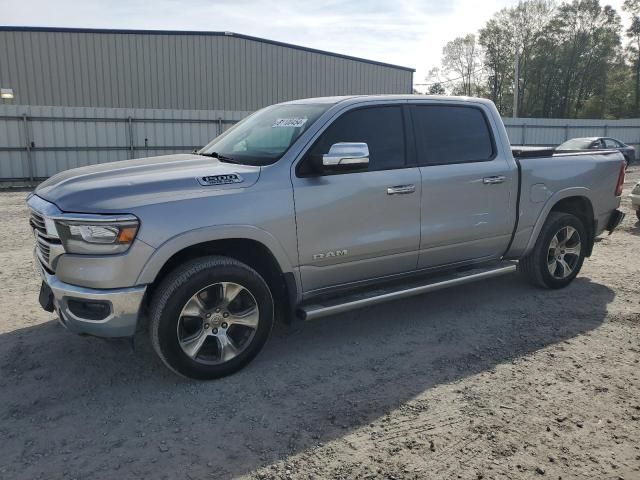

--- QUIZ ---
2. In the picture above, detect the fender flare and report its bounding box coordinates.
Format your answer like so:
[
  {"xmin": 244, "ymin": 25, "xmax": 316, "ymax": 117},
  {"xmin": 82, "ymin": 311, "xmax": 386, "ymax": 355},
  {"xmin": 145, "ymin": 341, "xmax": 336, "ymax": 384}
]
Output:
[
  {"xmin": 523, "ymin": 187, "xmax": 594, "ymax": 255},
  {"xmin": 136, "ymin": 225, "xmax": 295, "ymax": 285}
]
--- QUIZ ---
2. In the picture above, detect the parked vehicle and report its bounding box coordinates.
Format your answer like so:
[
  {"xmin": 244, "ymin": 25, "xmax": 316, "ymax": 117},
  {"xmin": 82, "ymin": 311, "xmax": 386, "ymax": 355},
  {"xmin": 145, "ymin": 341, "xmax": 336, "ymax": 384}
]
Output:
[
  {"xmin": 556, "ymin": 137, "xmax": 635, "ymax": 169},
  {"xmin": 28, "ymin": 95, "xmax": 626, "ymax": 380},
  {"xmin": 631, "ymin": 182, "xmax": 640, "ymax": 221}
]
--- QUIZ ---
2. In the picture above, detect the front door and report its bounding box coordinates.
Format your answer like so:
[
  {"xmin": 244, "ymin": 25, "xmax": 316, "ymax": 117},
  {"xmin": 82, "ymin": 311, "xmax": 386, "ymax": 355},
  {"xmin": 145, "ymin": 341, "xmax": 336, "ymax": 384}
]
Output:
[{"xmin": 292, "ymin": 105, "xmax": 421, "ymax": 294}]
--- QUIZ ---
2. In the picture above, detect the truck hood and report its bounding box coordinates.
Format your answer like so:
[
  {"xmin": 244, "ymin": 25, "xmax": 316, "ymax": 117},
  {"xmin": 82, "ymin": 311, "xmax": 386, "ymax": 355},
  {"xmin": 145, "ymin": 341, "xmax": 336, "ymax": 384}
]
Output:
[{"xmin": 35, "ymin": 154, "xmax": 261, "ymax": 213}]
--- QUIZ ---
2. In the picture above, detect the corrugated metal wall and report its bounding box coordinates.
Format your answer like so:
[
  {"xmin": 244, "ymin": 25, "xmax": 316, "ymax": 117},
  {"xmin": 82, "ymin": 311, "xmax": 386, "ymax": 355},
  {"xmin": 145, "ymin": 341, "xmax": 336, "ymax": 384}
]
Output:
[
  {"xmin": 503, "ymin": 117, "xmax": 640, "ymax": 148},
  {"xmin": 0, "ymin": 104, "xmax": 250, "ymax": 180},
  {"xmin": 1, "ymin": 105, "xmax": 639, "ymax": 183},
  {"xmin": 0, "ymin": 28, "xmax": 414, "ymax": 111}
]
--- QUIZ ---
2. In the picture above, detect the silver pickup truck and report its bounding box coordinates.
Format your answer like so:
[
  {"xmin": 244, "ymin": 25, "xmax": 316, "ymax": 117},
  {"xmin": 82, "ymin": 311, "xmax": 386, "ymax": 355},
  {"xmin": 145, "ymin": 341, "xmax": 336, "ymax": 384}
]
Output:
[{"xmin": 27, "ymin": 95, "xmax": 626, "ymax": 379}]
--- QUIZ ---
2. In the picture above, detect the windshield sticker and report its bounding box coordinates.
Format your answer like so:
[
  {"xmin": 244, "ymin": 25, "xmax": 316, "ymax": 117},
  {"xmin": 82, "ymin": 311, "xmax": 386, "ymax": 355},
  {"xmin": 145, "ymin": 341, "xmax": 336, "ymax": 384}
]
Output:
[
  {"xmin": 272, "ymin": 118, "xmax": 308, "ymax": 128},
  {"xmin": 197, "ymin": 173, "xmax": 244, "ymax": 186}
]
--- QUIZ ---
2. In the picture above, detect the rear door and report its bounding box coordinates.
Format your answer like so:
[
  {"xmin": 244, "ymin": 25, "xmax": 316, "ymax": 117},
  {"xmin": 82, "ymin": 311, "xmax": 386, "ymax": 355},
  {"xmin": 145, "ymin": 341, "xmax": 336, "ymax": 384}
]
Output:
[
  {"xmin": 292, "ymin": 104, "xmax": 421, "ymax": 294},
  {"xmin": 409, "ymin": 103, "xmax": 517, "ymax": 269}
]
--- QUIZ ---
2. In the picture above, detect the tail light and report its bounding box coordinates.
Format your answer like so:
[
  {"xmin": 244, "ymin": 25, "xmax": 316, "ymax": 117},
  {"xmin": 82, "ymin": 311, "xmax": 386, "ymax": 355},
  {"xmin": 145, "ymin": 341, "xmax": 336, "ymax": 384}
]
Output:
[{"xmin": 615, "ymin": 163, "xmax": 625, "ymax": 196}]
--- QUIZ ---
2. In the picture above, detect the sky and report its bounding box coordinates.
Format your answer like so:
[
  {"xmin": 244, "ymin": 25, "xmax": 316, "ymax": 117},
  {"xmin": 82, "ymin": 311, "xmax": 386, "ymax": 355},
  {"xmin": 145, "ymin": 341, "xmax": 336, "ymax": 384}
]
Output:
[{"xmin": 1, "ymin": 0, "xmax": 629, "ymax": 91}]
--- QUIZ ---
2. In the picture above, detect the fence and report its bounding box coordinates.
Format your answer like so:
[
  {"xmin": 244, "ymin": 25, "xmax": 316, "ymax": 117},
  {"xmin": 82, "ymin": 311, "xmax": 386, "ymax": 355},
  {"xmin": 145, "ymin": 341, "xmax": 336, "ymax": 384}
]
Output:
[
  {"xmin": 1, "ymin": 105, "xmax": 640, "ymax": 184},
  {"xmin": 0, "ymin": 105, "xmax": 250, "ymax": 183},
  {"xmin": 503, "ymin": 117, "xmax": 640, "ymax": 152}
]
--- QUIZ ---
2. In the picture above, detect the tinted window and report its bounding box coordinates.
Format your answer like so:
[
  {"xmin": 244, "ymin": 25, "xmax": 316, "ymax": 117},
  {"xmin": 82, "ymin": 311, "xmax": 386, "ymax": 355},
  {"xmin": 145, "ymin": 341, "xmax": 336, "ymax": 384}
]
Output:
[
  {"xmin": 411, "ymin": 106, "xmax": 494, "ymax": 165},
  {"xmin": 306, "ymin": 106, "xmax": 406, "ymax": 172}
]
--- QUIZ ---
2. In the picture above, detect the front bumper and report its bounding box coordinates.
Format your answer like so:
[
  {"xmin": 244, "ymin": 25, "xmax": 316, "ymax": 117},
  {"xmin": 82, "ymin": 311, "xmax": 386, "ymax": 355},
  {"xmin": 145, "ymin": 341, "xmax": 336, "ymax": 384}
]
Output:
[{"xmin": 36, "ymin": 257, "xmax": 146, "ymax": 337}]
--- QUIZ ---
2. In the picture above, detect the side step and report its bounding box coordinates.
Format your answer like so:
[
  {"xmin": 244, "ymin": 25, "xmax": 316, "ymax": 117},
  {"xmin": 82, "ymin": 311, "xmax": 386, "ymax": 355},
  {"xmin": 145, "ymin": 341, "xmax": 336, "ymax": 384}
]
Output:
[{"xmin": 298, "ymin": 261, "xmax": 518, "ymax": 321}]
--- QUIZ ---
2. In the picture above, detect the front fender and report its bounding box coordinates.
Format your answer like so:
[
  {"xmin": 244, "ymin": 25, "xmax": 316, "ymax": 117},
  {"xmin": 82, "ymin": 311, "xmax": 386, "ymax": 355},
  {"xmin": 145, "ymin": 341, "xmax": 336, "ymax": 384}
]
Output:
[{"xmin": 136, "ymin": 225, "xmax": 295, "ymax": 285}]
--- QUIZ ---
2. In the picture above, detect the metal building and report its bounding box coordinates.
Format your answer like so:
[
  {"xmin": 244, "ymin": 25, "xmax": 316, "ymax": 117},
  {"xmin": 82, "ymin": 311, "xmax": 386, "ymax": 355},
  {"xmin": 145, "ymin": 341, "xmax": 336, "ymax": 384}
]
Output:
[
  {"xmin": 0, "ymin": 27, "xmax": 414, "ymax": 110},
  {"xmin": 0, "ymin": 27, "xmax": 414, "ymax": 184}
]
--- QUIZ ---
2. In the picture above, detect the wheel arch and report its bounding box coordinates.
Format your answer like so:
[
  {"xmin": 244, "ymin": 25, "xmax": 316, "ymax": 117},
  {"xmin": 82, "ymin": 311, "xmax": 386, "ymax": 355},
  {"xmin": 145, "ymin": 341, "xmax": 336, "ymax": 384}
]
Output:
[
  {"xmin": 525, "ymin": 188, "xmax": 596, "ymax": 257},
  {"xmin": 138, "ymin": 227, "xmax": 299, "ymax": 321}
]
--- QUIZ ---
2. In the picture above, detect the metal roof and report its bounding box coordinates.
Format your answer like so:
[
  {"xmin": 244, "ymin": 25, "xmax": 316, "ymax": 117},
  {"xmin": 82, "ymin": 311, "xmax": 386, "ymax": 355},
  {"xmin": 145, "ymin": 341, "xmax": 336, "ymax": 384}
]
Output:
[{"xmin": 0, "ymin": 26, "xmax": 415, "ymax": 72}]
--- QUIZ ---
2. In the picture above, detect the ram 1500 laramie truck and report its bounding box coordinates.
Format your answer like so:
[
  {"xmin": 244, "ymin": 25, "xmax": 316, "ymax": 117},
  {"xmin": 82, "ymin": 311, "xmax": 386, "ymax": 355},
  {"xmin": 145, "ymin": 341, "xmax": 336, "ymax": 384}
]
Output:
[{"xmin": 27, "ymin": 95, "xmax": 626, "ymax": 379}]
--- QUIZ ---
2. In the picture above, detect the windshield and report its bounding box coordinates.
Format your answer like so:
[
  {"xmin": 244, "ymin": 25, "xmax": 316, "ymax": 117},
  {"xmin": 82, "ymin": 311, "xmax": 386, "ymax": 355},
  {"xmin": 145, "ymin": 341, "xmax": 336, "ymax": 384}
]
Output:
[
  {"xmin": 557, "ymin": 138, "xmax": 595, "ymax": 150},
  {"xmin": 200, "ymin": 103, "xmax": 330, "ymax": 166}
]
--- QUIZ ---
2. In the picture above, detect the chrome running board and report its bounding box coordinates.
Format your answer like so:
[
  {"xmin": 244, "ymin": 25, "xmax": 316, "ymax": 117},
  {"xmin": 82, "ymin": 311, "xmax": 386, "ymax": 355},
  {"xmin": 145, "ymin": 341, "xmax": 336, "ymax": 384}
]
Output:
[{"xmin": 298, "ymin": 261, "xmax": 518, "ymax": 321}]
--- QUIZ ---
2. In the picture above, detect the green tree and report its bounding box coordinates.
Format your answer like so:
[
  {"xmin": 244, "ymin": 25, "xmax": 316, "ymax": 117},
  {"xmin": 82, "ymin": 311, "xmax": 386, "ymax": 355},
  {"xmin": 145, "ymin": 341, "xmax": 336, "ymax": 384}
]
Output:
[
  {"xmin": 508, "ymin": 1, "xmax": 555, "ymax": 116},
  {"xmin": 544, "ymin": 1, "xmax": 621, "ymax": 117},
  {"xmin": 505, "ymin": 0, "xmax": 621, "ymax": 117},
  {"xmin": 427, "ymin": 83, "xmax": 446, "ymax": 95},
  {"xmin": 478, "ymin": 1, "xmax": 554, "ymax": 116},
  {"xmin": 479, "ymin": 12, "xmax": 515, "ymax": 114},
  {"xmin": 441, "ymin": 34, "xmax": 482, "ymax": 96},
  {"xmin": 624, "ymin": 0, "xmax": 640, "ymax": 115},
  {"xmin": 429, "ymin": 0, "xmax": 635, "ymax": 118}
]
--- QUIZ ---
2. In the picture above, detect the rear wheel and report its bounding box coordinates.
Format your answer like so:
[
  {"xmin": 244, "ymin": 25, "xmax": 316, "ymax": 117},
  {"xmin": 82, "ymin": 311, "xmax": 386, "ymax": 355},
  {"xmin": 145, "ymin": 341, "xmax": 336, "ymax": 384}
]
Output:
[
  {"xmin": 519, "ymin": 212, "xmax": 586, "ymax": 289},
  {"xmin": 149, "ymin": 256, "xmax": 274, "ymax": 380},
  {"xmin": 636, "ymin": 209, "xmax": 640, "ymax": 222}
]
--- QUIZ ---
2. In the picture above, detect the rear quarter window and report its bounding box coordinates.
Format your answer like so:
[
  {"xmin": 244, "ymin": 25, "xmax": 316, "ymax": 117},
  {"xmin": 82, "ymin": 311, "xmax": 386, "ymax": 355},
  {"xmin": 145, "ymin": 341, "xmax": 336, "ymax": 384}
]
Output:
[{"xmin": 411, "ymin": 105, "xmax": 495, "ymax": 165}]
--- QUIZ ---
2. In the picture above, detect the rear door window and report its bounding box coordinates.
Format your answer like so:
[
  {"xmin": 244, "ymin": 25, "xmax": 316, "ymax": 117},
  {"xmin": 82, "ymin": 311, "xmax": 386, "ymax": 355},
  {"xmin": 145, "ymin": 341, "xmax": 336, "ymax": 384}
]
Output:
[{"xmin": 411, "ymin": 105, "xmax": 494, "ymax": 165}]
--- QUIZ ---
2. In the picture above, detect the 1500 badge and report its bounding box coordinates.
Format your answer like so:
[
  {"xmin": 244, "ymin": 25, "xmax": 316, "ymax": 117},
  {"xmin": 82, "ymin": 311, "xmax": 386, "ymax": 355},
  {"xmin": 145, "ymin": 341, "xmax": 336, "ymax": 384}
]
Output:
[{"xmin": 197, "ymin": 174, "xmax": 244, "ymax": 186}]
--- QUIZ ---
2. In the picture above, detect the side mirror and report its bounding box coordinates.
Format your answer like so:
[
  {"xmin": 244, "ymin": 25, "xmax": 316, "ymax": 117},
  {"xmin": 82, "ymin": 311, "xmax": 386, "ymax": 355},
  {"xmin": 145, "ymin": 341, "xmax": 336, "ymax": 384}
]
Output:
[{"xmin": 322, "ymin": 143, "xmax": 369, "ymax": 171}]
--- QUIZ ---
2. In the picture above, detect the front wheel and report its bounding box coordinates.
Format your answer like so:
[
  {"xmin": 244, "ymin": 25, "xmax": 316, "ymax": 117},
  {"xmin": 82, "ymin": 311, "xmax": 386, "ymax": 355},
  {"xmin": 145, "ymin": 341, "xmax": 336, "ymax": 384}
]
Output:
[
  {"xmin": 519, "ymin": 212, "xmax": 587, "ymax": 289},
  {"xmin": 149, "ymin": 256, "xmax": 274, "ymax": 380}
]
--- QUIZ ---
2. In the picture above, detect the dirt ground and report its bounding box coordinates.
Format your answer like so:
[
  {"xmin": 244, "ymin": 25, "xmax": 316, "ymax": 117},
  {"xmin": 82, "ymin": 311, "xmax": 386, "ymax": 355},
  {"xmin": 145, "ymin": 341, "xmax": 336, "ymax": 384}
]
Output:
[{"xmin": 0, "ymin": 168, "xmax": 639, "ymax": 480}]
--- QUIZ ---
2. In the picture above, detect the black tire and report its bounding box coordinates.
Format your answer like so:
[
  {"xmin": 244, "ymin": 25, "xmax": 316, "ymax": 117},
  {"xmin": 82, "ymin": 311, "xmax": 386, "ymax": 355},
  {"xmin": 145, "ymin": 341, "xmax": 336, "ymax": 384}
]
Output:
[
  {"xmin": 636, "ymin": 209, "xmax": 640, "ymax": 222},
  {"xmin": 518, "ymin": 212, "xmax": 587, "ymax": 289},
  {"xmin": 149, "ymin": 256, "xmax": 274, "ymax": 380}
]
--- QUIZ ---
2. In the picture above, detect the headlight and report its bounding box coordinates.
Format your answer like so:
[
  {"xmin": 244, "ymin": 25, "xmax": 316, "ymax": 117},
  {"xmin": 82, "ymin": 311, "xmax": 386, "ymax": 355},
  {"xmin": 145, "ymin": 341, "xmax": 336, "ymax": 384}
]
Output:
[{"xmin": 55, "ymin": 219, "xmax": 139, "ymax": 254}]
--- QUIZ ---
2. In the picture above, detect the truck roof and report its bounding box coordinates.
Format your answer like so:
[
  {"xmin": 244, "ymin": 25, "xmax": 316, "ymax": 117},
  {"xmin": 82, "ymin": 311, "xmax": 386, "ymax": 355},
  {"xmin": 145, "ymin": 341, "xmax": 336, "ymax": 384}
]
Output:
[{"xmin": 283, "ymin": 95, "xmax": 496, "ymax": 107}]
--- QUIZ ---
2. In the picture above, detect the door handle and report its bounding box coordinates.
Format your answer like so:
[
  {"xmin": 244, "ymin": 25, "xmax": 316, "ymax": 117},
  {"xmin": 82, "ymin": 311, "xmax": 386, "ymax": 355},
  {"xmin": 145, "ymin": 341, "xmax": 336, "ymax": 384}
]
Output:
[
  {"xmin": 387, "ymin": 184, "xmax": 416, "ymax": 195},
  {"xmin": 482, "ymin": 175, "xmax": 506, "ymax": 185}
]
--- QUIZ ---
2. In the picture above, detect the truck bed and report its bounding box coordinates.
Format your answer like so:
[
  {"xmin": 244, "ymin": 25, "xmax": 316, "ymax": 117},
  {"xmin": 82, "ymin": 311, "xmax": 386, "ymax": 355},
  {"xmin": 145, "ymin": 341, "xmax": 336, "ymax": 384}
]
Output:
[
  {"xmin": 511, "ymin": 146, "xmax": 621, "ymax": 159},
  {"xmin": 505, "ymin": 149, "xmax": 624, "ymax": 259}
]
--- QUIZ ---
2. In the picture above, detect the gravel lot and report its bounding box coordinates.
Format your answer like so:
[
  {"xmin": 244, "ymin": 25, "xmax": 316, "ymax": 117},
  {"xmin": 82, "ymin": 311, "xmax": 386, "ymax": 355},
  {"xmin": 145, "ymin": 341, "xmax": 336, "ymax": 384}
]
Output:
[{"xmin": 1, "ymin": 168, "xmax": 639, "ymax": 480}]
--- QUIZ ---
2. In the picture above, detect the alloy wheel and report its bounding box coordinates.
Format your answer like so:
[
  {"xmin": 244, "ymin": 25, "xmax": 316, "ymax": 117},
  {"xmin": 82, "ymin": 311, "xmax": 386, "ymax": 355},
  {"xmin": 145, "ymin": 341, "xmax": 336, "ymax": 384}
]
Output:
[
  {"xmin": 547, "ymin": 226, "xmax": 581, "ymax": 279},
  {"xmin": 177, "ymin": 282, "xmax": 259, "ymax": 364}
]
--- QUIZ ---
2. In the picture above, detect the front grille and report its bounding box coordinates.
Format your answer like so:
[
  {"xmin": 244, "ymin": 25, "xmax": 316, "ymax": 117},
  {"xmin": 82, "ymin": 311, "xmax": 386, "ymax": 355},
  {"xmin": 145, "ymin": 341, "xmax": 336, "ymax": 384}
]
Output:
[
  {"xmin": 30, "ymin": 211, "xmax": 47, "ymax": 236},
  {"xmin": 27, "ymin": 198, "xmax": 64, "ymax": 275},
  {"xmin": 29, "ymin": 210, "xmax": 61, "ymax": 274},
  {"xmin": 36, "ymin": 234, "xmax": 51, "ymax": 263}
]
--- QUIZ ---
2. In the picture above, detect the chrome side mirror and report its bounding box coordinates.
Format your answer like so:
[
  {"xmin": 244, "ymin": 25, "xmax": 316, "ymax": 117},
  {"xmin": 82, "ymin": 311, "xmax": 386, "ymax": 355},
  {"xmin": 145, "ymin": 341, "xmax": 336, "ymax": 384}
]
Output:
[{"xmin": 322, "ymin": 142, "xmax": 369, "ymax": 170}]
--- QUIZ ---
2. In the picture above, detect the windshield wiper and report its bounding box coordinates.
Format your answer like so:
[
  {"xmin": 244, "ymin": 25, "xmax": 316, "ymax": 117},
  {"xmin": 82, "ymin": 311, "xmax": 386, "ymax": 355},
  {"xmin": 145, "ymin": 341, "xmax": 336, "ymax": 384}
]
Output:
[{"xmin": 197, "ymin": 151, "xmax": 240, "ymax": 164}]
